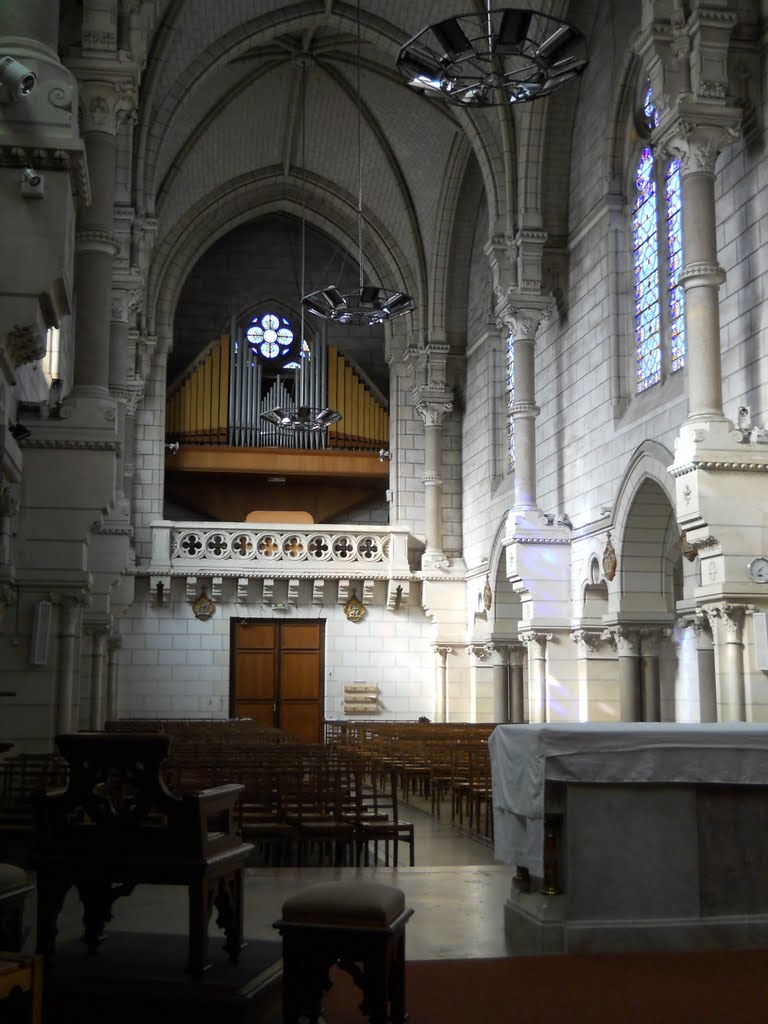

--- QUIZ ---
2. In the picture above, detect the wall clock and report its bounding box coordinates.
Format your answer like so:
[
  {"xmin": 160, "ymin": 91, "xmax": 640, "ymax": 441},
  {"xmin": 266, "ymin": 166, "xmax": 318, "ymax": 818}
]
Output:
[{"xmin": 747, "ymin": 557, "xmax": 768, "ymax": 583}]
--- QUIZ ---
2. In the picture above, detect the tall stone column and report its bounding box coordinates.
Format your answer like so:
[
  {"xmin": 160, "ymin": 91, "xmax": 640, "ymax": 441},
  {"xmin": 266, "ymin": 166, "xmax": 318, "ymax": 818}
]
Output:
[
  {"xmin": 520, "ymin": 631, "xmax": 550, "ymax": 723},
  {"xmin": 106, "ymin": 634, "xmax": 121, "ymax": 721},
  {"xmin": 434, "ymin": 646, "xmax": 451, "ymax": 722},
  {"xmin": 639, "ymin": 628, "xmax": 663, "ymax": 722},
  {"xmin": 611, "ymin": 627, "xmax": 642, "ymax": 722},
  {"xmin": 56, "ymin": 594, "xmax": 85, "ymax": 734},
  {"xmin": 414, "ymin": 396, "xmax": 453, "ymax": 568},
  {"xmin": 509, "ymin": 643, "xmax": 526, "ymax": 723},
  {"xmin": 409, "ymin": 341, "xmax": 454, "ymax": 570},
  {"xmin": 709, "ymin": 604, "xmax": 746, "ymax": 722},
  {"xmin": 86, "ymin": 624, "xmax": 109, "ymax": 730},
  {"xmin": 659, "ymin": 116, "xmax": 740, "ymax": 424},
  {"xmin": 496, "ymin": 301, "xmax": 551, "ymax": 516},
  {"xmin": 694, "ymin": 611, "xmax": 717, "ymax": 723},
  {"xmin": 69, "ymin": 72, "xmax": 136, "ymax": 401}
]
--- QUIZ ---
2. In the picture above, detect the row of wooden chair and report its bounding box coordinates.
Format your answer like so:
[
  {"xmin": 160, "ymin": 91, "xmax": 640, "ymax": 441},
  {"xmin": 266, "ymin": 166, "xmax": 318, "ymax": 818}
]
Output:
[{"xmin": 327, "ymin": 723, "xmax": 495, "ymax": 843}]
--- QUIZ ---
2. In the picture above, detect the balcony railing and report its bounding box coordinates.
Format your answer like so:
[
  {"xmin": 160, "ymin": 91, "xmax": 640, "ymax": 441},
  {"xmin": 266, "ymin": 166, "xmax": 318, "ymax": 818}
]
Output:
[{"xmin": 149, "ymin": 521, "xmax": 416, "ymax": 578}]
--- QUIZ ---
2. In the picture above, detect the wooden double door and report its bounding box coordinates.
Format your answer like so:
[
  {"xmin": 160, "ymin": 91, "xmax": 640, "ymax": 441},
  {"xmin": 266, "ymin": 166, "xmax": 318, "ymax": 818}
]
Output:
[{"xmin": 231, "ymin": 620, "xmax": 324, "ymax": 743}]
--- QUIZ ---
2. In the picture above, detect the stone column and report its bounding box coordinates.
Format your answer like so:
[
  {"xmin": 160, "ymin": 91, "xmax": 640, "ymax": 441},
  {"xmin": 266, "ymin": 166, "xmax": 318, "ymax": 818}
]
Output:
[
  {"xmin": 86, "ymin": 624, "xmax": 109, "ymax": 730},
  {"xmin": 639, "ymin": 628, "xmax": 663, "ymax": 722},
  {"xmin": 411, "ymin": 342, "xmax": 453, "ymax": 570},
  {"xmin": 612, "ymin": 627, "xmax": 642, "ymax": 722},
  {"xmin": 709, "ymin": 604, "xmax": 746, "ymax": 722},
  {"xmin": 520, "ymin": 631, "xmax": 550, "ymax": 723},
  {"xmin": 490, "ymin": 645, "xmax": 511, "ymax": 723},
  {"xmin": 106, "ymin": 634, "xmax": 121, "ymax": 721},
  {"xmin": 497, "ymin": 302, "xmax": 551, "ymax": 515},
  {"xmin": 434, "ymin": 646, "xmax": 451, "ymax": 723},
  {"xmin": 509, "ymin": 643, "xmax": 526, "ymax": 723},
  {"xmin": 70, "ymin": 74, "xmax": 136, "ymax": 399},
  {"xmin": 658, "ymin": 114, "xmax": 741, "ymax": 424},
  {"xmin": 56, "ymin": 594, "xmax": 85, "ymax": 733},
  {"xmin": 694, "ymin": 611, "xmax": 717, "ymax": 723}
]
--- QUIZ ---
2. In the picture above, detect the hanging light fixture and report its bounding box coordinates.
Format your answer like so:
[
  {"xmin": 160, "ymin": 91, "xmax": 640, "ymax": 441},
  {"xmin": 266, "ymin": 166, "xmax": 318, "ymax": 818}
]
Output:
[
  {"xmin": 396, "ymin": 5, "xmax": 588, "ymax": 107},
  {"xmin": 302, "ymin": 0, "xmax": 414, "ymax": 326},
  {"xmin": 260, "ymin": 60, "xmax": 342, "ymax": 435}
]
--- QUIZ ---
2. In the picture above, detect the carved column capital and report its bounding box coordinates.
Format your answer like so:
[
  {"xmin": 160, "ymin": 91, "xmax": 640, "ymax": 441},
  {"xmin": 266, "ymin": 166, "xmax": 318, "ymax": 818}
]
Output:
[
  {"xmin": 413, "ymin": 389, "xmax": 453, "ymax": 427},
  {"xmin": 111, "ymin": 286, "xmax": 143, "ymax": 325},
  {"xmin": 5, "ymin": 323, "xmax": 46, "ymax": 368},
  {"xmin": 602, "ymin": 625, "xmax": 640, "ymax": 656},
  {"xmin": 494, "ymin": 298, "xmax": 553, "ymax": 341},
  {"xmin": 77, "ymin": 78, "xmax": 138, "ymax": 135},
  {"xmin": 657, "ymin": 112, "xmax": 741, "ymax": 174},
  {"xmin": 708, "ymin": 602, "xmax": 746, "ymax": 639},
  {"xmin": 519, "ymin": 630, "xmax": 552, "ymax": 656},
  {"xmin": 571, "ymin": 629, "xmax": 603, "ymax": 653}
]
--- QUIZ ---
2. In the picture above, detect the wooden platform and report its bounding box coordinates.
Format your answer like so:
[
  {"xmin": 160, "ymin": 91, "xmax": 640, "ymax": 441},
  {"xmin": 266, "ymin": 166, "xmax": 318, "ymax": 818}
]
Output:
[{"xmin": 42, "ymin": 932, "xmax": 282, "ymax": 1024}]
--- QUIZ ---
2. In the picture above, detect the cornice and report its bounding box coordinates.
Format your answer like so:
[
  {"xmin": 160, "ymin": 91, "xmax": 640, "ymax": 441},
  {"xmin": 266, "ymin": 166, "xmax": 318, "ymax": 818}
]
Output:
[{"xmin": 20, "ymin": 437, "xmax": 121, "ymax": 452}]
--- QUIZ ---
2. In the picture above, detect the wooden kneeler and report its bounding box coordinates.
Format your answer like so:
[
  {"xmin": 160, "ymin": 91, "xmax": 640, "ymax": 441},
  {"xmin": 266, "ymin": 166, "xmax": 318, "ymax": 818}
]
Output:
[{"xmin": 274, "ymin": 881, "xmax": 413, "ymax": 1024}]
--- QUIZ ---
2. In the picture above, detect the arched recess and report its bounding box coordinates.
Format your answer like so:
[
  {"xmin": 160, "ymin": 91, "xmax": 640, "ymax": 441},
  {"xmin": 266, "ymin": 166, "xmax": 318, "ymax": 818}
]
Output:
[
  {"xmin": 610, "ymin": 441, "xmax": 680, "ymax": 620},
  {"xmin": 147, "ymin": 171, "xmax": 421, "ymax": 346}
]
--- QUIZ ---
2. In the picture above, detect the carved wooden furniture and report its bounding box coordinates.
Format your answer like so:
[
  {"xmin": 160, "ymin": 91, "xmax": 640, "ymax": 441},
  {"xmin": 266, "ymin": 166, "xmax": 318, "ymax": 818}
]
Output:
[
  {"xmin": 33, "ymin": 733, "xmax": 253, "ymax": 977},
  {"xmin": 0, "ymin": 864, "xmax": 34, "ymax": 952},
  {"xmin": 0, "ymin": 953, "xmax": 43, "ymax": 1024},
  {"xmin": 274, "ymin": 881, "xmax": 413, "ymax": 1024}
]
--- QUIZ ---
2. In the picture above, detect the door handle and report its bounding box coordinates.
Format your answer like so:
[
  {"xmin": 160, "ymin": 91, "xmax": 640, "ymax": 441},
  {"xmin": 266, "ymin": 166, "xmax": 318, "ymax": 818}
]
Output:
[{"xmin": 273, "ymin": 702, "xmax": 278, "ymax": 713}]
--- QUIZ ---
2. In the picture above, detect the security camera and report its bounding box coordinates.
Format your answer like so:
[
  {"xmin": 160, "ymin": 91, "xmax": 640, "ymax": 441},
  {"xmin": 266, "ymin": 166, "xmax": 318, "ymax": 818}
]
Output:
[
  {"xmin": 0, "ymin": 56, "xmax": 36, "ymax": 103},
  {"xmin": 20, "ymin": 166, "xmax": 41, "ymax": 186},
  {"xmin": 18, "ymin": 165, "xmax": 44, "ymax": 198}
]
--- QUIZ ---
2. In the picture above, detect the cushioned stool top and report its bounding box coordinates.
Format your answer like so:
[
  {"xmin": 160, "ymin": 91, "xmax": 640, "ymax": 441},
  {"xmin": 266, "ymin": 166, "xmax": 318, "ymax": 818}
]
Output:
[
  {"xmin": 280, "ymin": 882, "xmax": 406, "ymax": 928},
  {"xmin": 0, "ymin": 864, "xmax": 31, "ymax": 894}
]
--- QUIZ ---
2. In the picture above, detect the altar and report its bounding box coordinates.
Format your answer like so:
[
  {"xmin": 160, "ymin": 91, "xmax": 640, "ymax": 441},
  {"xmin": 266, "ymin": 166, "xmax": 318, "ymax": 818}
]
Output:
[{"xmin": 489, "ymin": 723, "xmax": 768, "ymax": 953}]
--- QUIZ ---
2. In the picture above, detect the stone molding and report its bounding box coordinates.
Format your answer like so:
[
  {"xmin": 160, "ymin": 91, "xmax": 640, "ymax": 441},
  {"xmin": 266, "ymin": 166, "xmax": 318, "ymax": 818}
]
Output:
[
  {"xmin": 19, "ymin": 438, "xmax": 121, "ymax": 452},
  {"xmin": 76, "ymin": 228, "xmax": 120, "ymax": 257}
]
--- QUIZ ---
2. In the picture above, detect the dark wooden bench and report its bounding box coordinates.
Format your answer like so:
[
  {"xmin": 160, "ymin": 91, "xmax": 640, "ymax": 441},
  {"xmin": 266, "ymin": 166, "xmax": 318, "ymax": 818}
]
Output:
[{"xmin": 33, "ymin": 733, "xmax": 253, "ymax": 977}]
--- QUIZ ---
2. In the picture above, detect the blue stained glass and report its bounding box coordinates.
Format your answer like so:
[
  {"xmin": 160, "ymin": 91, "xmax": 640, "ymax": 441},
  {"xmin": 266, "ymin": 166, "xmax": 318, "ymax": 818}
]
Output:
[
  {"xmin": 665, "ymin": 158, "xmax": 686, "ymax": 373},
  {"xmin": 633, "ymin": 147, "xmax": 661, "ymax": 392},
  {"xmin": 506, "ymin": 332, "xmax": 515, "ymax": 471},
  {"xmin": 644, "ymin": 84, "xmax": 659, "ymax": 130}
]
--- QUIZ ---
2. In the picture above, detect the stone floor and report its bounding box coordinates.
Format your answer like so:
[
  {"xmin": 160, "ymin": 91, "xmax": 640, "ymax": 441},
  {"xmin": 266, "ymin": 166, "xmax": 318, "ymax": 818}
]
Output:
[{"xmin": 46, "ymin": 798, "xmax": 517, "ymax": 961}]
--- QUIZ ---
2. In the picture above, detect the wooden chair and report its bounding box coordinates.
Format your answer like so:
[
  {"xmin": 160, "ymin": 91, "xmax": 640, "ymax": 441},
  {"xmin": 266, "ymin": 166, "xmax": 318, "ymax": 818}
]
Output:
[
  {"xmin": 354, "ymin": 770, "xmax": 415, "ymax": 867},
  {"xmin": 33, "ymin": 733, "xmax": 253, "ymax": 978}
]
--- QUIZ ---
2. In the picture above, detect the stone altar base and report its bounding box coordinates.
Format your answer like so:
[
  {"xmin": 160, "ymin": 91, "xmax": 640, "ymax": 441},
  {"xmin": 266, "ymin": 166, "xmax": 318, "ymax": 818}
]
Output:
[
  {"xmin": 504, "ymin": 782, "xmax": 768, "ymax": 955},
  {"xmin": 42, "ymin": 932, "xmax": 283, "ymax": 1024}
]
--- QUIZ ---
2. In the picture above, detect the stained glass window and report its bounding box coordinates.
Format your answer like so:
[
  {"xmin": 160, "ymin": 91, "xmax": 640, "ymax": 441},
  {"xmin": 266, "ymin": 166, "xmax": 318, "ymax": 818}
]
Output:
[
  {"xmin": 633, "ymin": 147, "xmax": 661, "ymax": 392},
  {"xmin": 631, "ymin": 83, "xmax": 685, "ymax": 394},
  {"xmin": 506, "ymin": 331, "xmax": 515, "ymax": 471},
  {"xmin": 245, "ymin": 312, "xmax": 303, "ymax": 370},
  {"xmin": 665, "ymin": 159, "xmax": 685, "ymax": 372}
]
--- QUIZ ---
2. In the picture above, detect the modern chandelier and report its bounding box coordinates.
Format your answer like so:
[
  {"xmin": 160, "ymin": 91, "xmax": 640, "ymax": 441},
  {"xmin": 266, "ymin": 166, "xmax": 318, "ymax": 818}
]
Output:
[
  {"xmin": 396, "ymin": 6, "xmax": 588, "ymax": 107},
  {"xmin": 302, "ymin": 0, "xmax": 414, "ymax": 327},
  {"xmin": 259, "ymin": 62, "xmax": 341, "ymax": 435}
]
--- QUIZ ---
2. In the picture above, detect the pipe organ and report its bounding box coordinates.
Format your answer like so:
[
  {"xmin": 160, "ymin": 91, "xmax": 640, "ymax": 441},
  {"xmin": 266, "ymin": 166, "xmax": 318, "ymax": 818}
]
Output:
[{"xmin": 166, "ymin": 334, "xmax": 389, "ymax": 452}]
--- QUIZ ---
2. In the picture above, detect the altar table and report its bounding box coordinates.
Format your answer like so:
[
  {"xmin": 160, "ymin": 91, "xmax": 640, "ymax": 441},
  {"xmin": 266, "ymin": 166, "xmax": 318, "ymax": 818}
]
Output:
[{"xmin": 489, "ymin": 723, "xmax": 768, "ymax": 953}]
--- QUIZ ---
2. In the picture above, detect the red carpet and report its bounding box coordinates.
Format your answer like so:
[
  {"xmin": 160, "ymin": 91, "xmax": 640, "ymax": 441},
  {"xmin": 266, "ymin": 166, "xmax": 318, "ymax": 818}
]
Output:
[{"xmin": 318, "ymin": 949, "xmax": 768, "ymax": 1023}]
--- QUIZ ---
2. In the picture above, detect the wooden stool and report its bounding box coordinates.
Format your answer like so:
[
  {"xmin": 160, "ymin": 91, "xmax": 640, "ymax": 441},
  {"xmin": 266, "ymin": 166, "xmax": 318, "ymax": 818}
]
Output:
[{"xmin": 274, "ymin": 881, "xmax": 413, "ymax": 1024}]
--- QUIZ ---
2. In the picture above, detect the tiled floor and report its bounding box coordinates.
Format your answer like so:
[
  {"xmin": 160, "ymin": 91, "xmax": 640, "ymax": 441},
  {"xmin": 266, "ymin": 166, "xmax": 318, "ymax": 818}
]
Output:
[{"xmin": 49, "ymin": 799, "xmax": 517, "ymax": 961}]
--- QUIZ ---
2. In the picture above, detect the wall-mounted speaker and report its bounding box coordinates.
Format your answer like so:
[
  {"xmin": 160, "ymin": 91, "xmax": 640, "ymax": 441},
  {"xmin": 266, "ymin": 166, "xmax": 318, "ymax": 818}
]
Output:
[{"xmin": 30, "ymin": 599, "xmax": 52, "ymax": 666}]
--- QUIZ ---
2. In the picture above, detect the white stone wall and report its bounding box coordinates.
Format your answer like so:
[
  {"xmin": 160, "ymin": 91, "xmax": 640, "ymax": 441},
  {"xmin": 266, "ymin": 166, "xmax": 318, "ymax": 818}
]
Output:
[{"xmin": 117, "ymin": 577, "xmax": 436, "ymax": 722}]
